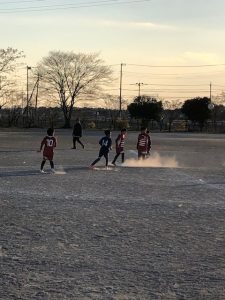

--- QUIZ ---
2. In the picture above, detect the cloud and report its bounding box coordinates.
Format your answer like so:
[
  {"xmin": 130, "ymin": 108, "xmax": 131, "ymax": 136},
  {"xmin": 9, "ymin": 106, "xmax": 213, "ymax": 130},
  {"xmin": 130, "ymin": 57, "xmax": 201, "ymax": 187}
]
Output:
[
  {"xmin": 0, "ymin": 14, "xmax": 176, "ymax": 32},
  {"xmin": 180, "ymin": 51, "xmax": 221, "ymax": 65},
  {"xmin": 93, "ymin": 19, "xmax": 177, "ymax": 31}
]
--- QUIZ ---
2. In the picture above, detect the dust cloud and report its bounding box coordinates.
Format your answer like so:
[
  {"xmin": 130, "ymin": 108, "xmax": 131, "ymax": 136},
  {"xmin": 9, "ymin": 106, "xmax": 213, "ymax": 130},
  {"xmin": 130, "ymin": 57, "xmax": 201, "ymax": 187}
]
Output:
[
  {"xmin": 55, "ymin": 165, "xmax": 67, "ymax": 175},
  {"xmin": 123, "ymin": 151, "xmax": 179, "ymax": 168}
]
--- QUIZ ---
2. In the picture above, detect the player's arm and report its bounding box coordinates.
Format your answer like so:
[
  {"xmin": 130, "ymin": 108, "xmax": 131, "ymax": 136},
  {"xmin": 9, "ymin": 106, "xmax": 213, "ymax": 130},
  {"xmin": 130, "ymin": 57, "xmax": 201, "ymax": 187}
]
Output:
[
  {"xmin": 109, "ymin": 138, "xmax": 112, "ymax": 150},
  {"xmin": 99, "ymin": 137, "xmax": 103, "ymax": 146},
  {"xmin": 115, "ymin": 134, "xmax": 120, "ymax": 148},
  {"xmin": 38, "ymin": 138, "xmax": 45, "ymax": 152},
  {"xmin": 147, "ymin": 136, "xmax": 151, "ymax": 153}
]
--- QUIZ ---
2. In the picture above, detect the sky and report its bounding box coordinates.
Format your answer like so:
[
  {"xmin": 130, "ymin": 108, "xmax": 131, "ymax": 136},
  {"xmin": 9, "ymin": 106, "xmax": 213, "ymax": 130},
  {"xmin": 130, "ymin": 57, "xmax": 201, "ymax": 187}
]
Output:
[{"xmin": 1, "ymin": 0, "xmax": 225, "ymax": 106}]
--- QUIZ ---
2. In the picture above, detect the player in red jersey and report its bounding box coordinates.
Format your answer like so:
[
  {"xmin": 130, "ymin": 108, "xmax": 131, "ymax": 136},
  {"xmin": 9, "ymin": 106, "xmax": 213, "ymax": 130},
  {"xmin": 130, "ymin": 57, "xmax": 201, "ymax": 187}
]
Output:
[
  {"xmin": 111, "ymin": 128, "xmax": 127, "ymax": 166},
  {"xmin": 38, "ymin": 128, "xmax": 57, "ymax": 173},
  {"xmin": 137, "ymin": 127, "xmax": 151, "ymax": 160}
]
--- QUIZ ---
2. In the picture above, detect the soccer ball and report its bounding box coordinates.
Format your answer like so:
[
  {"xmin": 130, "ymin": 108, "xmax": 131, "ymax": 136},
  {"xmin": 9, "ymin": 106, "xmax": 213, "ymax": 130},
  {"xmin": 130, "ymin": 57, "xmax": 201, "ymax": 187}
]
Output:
[{"xmin": 208, "ymin": 103, "xmax": 214, "ymax": 110}]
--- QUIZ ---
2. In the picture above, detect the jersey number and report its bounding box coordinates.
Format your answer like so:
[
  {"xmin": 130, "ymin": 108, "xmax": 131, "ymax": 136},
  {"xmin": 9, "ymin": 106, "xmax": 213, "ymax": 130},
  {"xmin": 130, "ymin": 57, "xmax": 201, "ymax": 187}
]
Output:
[{"xmin": 47, "ymin": 139, "xmax": 54, "ymax": 147}]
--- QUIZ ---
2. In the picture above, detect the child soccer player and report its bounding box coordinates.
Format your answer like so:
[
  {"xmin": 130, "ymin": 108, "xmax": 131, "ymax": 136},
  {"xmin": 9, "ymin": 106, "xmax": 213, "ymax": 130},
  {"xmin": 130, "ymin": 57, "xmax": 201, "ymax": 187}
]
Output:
[
  {"xmin": 111, "ymin": 128, "xmax": 127, "ymax": 166},
  {"xmin": 146, "ymin": 129, "xmax": 151, "ymax": 158},
  {"xmin": 137, "ymin": 127, "xmax": 151, "ymax": 160},
  {"xmin": 89, "ymin": 130, "xmax": 112, "ymax": 169},
  {"xmin": 38, "ymin": 128, "xmax": 57, "ymax": 173}
]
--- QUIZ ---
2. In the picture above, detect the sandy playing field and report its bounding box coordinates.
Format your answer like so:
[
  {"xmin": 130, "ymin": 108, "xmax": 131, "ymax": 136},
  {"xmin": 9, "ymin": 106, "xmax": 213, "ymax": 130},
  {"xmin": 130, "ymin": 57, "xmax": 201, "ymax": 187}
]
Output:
[{"xmin": 0, "ymin": 129, "xmax": 225, "ymax": 299}]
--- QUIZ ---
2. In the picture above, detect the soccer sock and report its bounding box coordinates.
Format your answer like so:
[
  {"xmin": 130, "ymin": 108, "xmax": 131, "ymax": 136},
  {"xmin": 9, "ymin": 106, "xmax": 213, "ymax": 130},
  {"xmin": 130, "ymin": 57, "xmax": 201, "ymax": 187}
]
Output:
[
  {"xmin": 41, "ymin": 160, "xmax": 46, "ymax": 170},
  {"xmin": 112, "ymin": 153, "xmax": 120, "ymax": 163},
  {"xmin": 73, "ymin": 138, "xmax": 76, "ymax": 148},
  {"xmin": 91, "ymin": 157, "xmax": 100, "ymax": 166},
  {"xmin": 105, "ymin": 154, "xmax": 109, "ymax": 167},
  {"xmin": 121, "ymin": 153, "xmax": 125, "ymax": 163},
  {"xmin": 78, "ymin": 139, "xmax": 84, "ymax": 148},
  {"xmin": 50, "ymin": 161, "xmax": 54, "ymax": 169}
]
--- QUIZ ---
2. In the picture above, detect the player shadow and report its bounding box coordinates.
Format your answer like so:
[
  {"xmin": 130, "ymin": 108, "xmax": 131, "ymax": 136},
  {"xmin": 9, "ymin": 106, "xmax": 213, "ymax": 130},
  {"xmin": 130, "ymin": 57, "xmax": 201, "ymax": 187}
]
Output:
[
  {"xmin": 0, "ymin": 170, "xmax": 39, "ymax": 178},
  {"xmin": 0, "ymin": 150, "xmax": 35, "ymax": 153},
  {"xmin": 64, "ymin": 166, "xmax": 90, "ymax": 172}
]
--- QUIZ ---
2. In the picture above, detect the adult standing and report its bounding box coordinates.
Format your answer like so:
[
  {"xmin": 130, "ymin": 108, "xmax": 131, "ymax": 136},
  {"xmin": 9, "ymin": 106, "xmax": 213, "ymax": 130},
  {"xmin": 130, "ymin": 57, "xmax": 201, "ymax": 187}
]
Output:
[{"xmin": 72, "ymin": 118, "xmax": 84, "ymax": 149}]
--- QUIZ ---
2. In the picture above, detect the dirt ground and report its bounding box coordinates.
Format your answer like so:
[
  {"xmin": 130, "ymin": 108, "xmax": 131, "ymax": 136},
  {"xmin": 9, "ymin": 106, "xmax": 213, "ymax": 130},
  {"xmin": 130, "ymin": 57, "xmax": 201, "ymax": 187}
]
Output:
[{"xmin": 0, "ymin": 129, "xmax": 225, "ymax": 300}]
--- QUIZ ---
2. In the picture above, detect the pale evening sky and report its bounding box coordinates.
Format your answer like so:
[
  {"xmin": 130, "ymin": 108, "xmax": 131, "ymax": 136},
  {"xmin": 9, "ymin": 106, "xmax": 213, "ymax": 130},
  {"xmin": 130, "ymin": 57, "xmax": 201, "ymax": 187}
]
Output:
[{"xmin": 1, "ymin": 0, "xmax": 225, "ymax": 105}]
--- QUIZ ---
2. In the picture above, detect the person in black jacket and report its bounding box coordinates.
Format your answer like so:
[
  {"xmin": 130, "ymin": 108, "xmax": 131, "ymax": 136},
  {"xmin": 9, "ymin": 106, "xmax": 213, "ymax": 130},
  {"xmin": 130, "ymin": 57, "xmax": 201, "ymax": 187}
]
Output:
[{"xmin": 72, "ymin": 119, "xmax": 84, "ymax": 149}]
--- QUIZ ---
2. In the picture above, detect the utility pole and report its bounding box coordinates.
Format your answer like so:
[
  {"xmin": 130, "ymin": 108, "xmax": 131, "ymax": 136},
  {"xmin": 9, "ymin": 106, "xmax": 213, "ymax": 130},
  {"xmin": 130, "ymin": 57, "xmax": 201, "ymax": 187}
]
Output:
[
  {"xmin": 136, "ymin": 82, "xmax": 144, "ymax": 97},
  {"xmin": 119, "ymin": 63, "xmax": 126, "ymax": 118},
  {"xmin": 210, "ymin": 82, "xmax": 212, "ymax": 102},
  {"xmin": 26, "ymin": 66, "xmax": 31, "ymax": 121},
  {"xmin": 35, "ymin": 73, "xmax": 40, "ymax": 111},
  {"xmin": 130, "ymin": 82, "xmax": 147, "ymax": 97}
]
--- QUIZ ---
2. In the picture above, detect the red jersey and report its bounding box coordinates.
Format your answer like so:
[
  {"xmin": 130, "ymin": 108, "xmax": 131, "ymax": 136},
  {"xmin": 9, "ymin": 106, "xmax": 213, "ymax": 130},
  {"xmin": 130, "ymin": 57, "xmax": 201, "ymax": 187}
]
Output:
[
  {"xmin": 137, "ymin": 133, "xmax": 151, "ymax": 153},
  {"xmin": 41, "ymin": 135, "xmax": 56, "ymax": 161},
  {"xmin": 115, "ymin": 133, "xmax": 126, "ymax": 153}
]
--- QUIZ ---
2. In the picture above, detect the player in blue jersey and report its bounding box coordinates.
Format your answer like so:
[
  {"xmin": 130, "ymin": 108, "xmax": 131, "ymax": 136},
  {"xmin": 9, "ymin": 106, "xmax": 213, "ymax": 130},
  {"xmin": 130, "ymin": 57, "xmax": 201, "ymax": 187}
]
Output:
[{"xmin": 89, "ymin": 130, "xmax": 112, "ymax": 169}]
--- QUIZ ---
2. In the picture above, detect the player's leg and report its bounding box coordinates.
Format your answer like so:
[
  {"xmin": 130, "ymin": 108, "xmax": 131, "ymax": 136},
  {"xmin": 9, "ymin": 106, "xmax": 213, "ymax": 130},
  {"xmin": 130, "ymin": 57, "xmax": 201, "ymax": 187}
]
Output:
[
  {"xmin": 40, "ymin": 158, "xmax": 46, "ymax": 172},
  {"xmin": 112, "ymin": 152, "xmax": 120, "ymax": 165},
  {"xmin": 77, "ymin": 138, "xmax": 84, "ymax": 149},
  {"xmin": 50, "ymin": 160, "xmax": 55, "ymax": 172},
  {"xmin": 90, "ymin": 151, "xmax": 103, "ymax": 168},
  {"xmin": 72, "ymin": 137, "xmax": 76, "ymax": 149},
  {"xmin": 121, "ymin": 152, "xmax": 125, "ymax": 163},
  {"xmin": 90, "ymin": 157, "xmax": 101, "ymax": 166},
  {"xmin": 104, "ymin": 152, "xmax": 109, "ymax": 167},
  {"xmin": 138, "ymin": 151, "xmax": 142, "ymax": 160},
  {"xmin": 142, "ymin": 153, "xmax": 146, "ymax": 160}
]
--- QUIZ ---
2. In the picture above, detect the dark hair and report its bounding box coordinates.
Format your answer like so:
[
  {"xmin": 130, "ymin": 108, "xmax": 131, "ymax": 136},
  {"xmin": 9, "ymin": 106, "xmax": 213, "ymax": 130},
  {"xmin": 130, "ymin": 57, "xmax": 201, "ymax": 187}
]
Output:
[
  {"xmin": 121, "ymin": 128, "xmax": 127, "ymax": 132},
  {"xmin": 141, "ymin": 127, "xmax": 147, "ymax": 131},
  {"xmin": 104, "ymin": 130, "xmax": 111, "ymax": 136},
  {"xmin": 47, "ymin": 128, "xmax": 54, "ymax": 136}
]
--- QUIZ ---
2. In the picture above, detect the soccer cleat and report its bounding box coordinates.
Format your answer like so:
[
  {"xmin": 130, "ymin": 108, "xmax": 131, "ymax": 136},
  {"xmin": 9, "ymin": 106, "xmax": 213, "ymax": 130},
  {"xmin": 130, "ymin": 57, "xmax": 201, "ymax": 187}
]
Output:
[
  {"xmin": 111, "ymin": 162, "xmax": 116, "ymax": 166},
  {"xmin": 40, "ymin": 169, "xmax": 46, "ymax": 174},
  {"xmin": 89, "ymin": 165, "xmax": 95, "ymax": 170},
  {"xmin": 51, "ymin": 168, "xmax": 56, "ymax": 174}
]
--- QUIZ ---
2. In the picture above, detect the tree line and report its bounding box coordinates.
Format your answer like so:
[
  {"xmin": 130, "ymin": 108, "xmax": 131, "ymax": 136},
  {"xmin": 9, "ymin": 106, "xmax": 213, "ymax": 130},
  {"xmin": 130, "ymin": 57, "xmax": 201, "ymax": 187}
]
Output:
[
  {"xmin": 1, "ymin": 47, "xmax": 225, "ymax": 131},
  {"xmin": 127, "ymin": 95, "xmax": 219, "ymax": 132}
]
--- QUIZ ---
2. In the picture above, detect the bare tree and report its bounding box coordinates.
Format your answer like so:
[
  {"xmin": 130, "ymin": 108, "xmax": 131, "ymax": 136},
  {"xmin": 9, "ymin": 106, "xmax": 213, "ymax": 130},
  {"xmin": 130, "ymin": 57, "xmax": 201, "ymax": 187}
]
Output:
[
  {"xmin": 162, "ymin": 100, "xmax": 183, "ymax": 132},
  {"xmin": 0, "ymin": 47, "xmax": 25, "ymax": 109},
  {"xmin": 37, "ymin": 51, "xmax": 113, "ymax": 128},
  {"xmin": 101, "ymin": 93, "xmax": 128, "ymax": 128}
]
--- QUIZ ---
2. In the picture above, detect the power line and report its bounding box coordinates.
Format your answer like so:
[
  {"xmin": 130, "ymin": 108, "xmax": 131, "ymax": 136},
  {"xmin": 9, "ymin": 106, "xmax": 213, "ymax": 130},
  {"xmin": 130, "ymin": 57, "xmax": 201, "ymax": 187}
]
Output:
[
  {"xmin": 127, "ymin": 83, "xmax": 210, "ymax": 87},
  {"xmin": 123, "ymin": 70, "xmax": 225, "ymax": 76},
  {"xmin": 213, "ymin": 84, "xmax": 225, "ymax": 88},
  {"xmin": 0, "ymin": 0, "xmax": 46, "ymax": 4},
  {"xmin": 126, "ymin": 63, "xmax": 225, "ymax": 68},
  {"xmin": 0, "ymin": 0, "xmax": 151, "ymax": 13}
]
